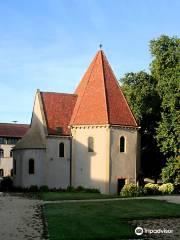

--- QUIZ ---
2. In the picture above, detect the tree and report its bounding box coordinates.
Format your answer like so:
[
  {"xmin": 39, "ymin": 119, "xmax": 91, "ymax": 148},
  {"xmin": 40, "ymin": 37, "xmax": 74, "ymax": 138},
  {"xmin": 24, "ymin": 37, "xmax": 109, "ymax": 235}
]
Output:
[
  {"xmin": 120, "ymin": 71, "xmax": 164, "ymax": 181},
  {"xmin": 120, "ymin": 35, "xmax": 180, "ymax": 183},
  {"xmin": 161, "ymin": 156, "xmax": 180, "ymax": 185},
  {"xmin": 150, "ymin": 35, "xmax": 180, "ymax": 156}
]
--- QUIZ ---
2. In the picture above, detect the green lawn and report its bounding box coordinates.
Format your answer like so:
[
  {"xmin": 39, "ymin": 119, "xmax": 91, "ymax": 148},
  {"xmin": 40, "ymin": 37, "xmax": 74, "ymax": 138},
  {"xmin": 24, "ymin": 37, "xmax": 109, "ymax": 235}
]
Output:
[
  {"xmin": 41, "ymin": 191, "xmax": 114, "ymax": 201},
  {"xmin": 43, "ymin": 199, "xmax": 180, "ymax": 240}
]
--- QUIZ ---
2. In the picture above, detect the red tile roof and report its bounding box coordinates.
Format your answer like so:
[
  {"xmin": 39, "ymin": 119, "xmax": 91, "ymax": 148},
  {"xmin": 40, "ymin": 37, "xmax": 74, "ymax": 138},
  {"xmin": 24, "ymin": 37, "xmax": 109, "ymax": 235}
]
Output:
[
  {"xmin": 41, "ymin": 92, "xmax": 77, "ymax": 135},
  {"xmin": 70, "ymin": 50, "xmax": 138, "ymax": 127},
  {"xmin": 0, "ymin": 123, "xmax": 29, "ymax": 137}
]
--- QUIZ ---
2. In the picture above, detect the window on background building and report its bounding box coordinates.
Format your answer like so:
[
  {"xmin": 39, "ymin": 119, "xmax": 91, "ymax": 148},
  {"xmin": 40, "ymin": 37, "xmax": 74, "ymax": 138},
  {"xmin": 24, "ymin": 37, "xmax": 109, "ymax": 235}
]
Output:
[
  {"xmin": 88, "ymin": 137, "xmax": 94, "ymax": 152},
  {"xmin": 0, "ymin": 169, "xmax": 4, "ymax": 177},
  {"xmin": 10, "ymin": 150, "xmax": 13, "ymax": 157},
  {"xmin": 59, "ymin": 143, "xmax": 64, "ymax": 157},
  {"xmin": 0, "ymin": 137, "xmax": 6, "ymax": 144},
  {"xmin": 14, "ymin": 159, "xmax": 16, "ymax": 175},
  {"xmin": 7, "ymin": 138, "xmax": 18, "ymax": 145},
  {"xmin": 29, "ymin": 159, "xmax": 35, "ymax": 174},
  {"xmin": 0, "ymin": 149, "xmax": 4, "ymax": 157},
  {"xmin": 120, "ymin": 136, "xmax": 125, "ymax": 152}
]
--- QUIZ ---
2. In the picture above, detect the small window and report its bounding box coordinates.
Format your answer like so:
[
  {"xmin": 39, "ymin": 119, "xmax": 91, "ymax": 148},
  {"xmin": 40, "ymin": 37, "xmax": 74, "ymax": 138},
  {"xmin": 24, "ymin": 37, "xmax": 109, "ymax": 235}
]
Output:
[
  {"xmin": 88, "ymin": 137, "xmax": 94, "ymax": 152},
  {"xmin": 120, "ymin": 136, "xmax": 125, "ymax": 152},
  {"xmin": 0, "ymin": 137, "xmax": 6, "ymax": 144},
  {"xmin": 14, "ymin": 159, "xmax": 16, "ymax": 175},
  {"xmin": 59, "ymin": 143, "xmax": 64, "ymax": 157},
  {"xmin": 29, "ymin": 159, "xmax": 35, "ymax": 174},
  {"xmin": 0, "ymin": 169, "xmax": 4, "ymax": 177},
  {"xmin": 10, "ymin": 150, "xmax": 13, "ymax": 157},
  {"xmin": 7, "ymin": 138, "xmax": 19, "ymax": 145},
  {"xmin": 0, "ymin": 149, "xmax": 4, "ymax": 157}
]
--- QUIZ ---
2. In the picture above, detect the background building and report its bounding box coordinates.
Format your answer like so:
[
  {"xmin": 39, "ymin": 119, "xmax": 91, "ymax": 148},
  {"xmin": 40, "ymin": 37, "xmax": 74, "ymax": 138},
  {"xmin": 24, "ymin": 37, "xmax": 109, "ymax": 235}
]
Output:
[{"xmin": 0, "ymin": 123, "xmax": 29, "ymax": 177}]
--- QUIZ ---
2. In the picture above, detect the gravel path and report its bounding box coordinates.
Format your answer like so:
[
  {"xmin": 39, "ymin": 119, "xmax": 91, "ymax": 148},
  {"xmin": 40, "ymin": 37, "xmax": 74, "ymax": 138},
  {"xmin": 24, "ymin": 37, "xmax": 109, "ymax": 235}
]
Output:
[{"xmin": 0, "ymin": 192, "xmax": 45, "ymax": 240}]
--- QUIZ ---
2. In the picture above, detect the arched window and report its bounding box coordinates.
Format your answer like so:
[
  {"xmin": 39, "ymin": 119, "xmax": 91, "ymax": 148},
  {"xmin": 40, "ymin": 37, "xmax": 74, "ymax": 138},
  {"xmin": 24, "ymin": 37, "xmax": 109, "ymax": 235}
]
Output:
[
  {"xmin": 0, "ymin": 149, "xmax": 4, "ymax": 157},
  {"xmin": 88, "ymin": 137, "xmax": 94, "ymax": 152},
  {"xmin": 29, "ymin": 159, "xmax": 35, "ymax": 174},
  {"xmin": 120, "ymin": 136, "xmax": 125, "ymax": 152},
  {"xmin": 59, "ymin": 143, "xmax": 64, "ymax": 157},
  {"xmin": 10, "ymin": 149, "xmax": 13, "ymax": 157},
  {"xmin": 0, "ymin": 169, "xmax": 4, "ymax": 177}
]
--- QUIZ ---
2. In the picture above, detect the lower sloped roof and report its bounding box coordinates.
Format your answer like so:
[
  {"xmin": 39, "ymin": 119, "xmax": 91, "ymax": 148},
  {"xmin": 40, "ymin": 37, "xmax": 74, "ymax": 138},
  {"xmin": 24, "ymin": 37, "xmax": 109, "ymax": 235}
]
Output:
[{"xmin": 41, "ymin": 92, "xmax": 77, "ymax": 135}]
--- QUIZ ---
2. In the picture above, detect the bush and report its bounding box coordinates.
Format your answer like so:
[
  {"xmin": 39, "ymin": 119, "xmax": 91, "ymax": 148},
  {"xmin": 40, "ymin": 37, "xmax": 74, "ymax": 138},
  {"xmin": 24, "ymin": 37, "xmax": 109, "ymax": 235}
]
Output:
[
  {"xmin": 39, "ymin": 185, "xmax": 49, "ymax": 192},
  {"xmin": 144, "ymin": 183, "xmax": 160, "ymax": 195},
  {"xmin": 174, "ymin": 184, "xmax": 180, "ymax": 194},
  {"xmin": 29, "ymin": 185, "xmax": 39, "ymax": 192},
  {"xmin": 84, "ymin": 188, "xmax": 100, "ymax": 193},
  {"xmin": 0, "ymin": 177, "xmax": 13, "ymax": 191},
  {"xmin": 76, "ymin": 186, "xmax": 85, "ymax": 192},
  {"xmin": 67, "ymin": 186, "xmax": 76, "ymax": 192},
  {"xmin": 159, "ymin": 183, "xmax": 174, "ymax": 194},
  {"xmin": 120, "ymin": 183, "xmax": 146, "ymax": 197}
]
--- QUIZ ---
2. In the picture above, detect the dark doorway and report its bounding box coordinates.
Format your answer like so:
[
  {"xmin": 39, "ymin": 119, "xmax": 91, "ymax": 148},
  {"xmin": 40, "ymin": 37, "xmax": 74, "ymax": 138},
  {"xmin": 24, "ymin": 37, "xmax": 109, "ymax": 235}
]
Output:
[{"xmin": 117, "ymin": 179, "xmax": 125, "ymax": 195}]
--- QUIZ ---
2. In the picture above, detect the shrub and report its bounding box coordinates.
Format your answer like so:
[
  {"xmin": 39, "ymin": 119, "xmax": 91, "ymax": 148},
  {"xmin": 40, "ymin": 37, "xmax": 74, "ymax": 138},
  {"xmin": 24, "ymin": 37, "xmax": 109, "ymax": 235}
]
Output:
[
  {"xmin": 0, "ymin": 177, "xmax": 13, "ymax": 191},
  {"xmin": 67, "ymin": 186, "xmax": 76, "ymax": 192},
  {"xmin": 76, "ymin": 186, "xmax": 85, "ymax": 192},
  {"xmin": 174, "ymin": 184, "xmax": 180, "ymax": 194},
  {"xmin": 84, "ymin": 188, "xmax": 100, "ymax": 193},
  {"xmin": 159, "ymin": 183, "xmax": 174, "ymax": 194},
  {"xmin": 120, "ymin": 183, "xmax": 143, "ymax": 197},
  {"xmin": 144, "ymin": 183, "xmax": 160, "ymax": 195},
  {"xmin": 29, "ymin": 185, "xmax": 39, "ymax": 192},
  {"xmin": 39, "ymin": 185, "xmax": 49, "ymax": 192}
]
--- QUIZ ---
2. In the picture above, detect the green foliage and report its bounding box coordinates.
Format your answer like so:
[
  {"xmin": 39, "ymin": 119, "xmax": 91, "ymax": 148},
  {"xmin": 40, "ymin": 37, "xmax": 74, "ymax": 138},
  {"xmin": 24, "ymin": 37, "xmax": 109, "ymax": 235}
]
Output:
[
  {"xmin": 144, "ymin": 183, "xmax": 160, "ymax": 195},
  {"xmin": 121, "ymin": 71, "xmax": 160, "ymax": 127},
  {"xmin": 150, "ymin": 35, "xmax": 180, "ymax": 155},
  {"xmin": 39, "ymin": 185, "xmax": 49, "ymax": 192},
  {"xmin": 159, "ymin": 183, "xmax": 174, "ymax": 194},
  {"xmin": 120, "ymin": 71, "xmax": 164, "ymax": 179},
  {"xmin": 161, "ymin": 156, "xmax": 180, "ymax": 185},
  {"xmin": 121, "ymin": 35, "xmax": 180, "ymax": 181},
  {"xmin": 120, "ymin": 183, "xmax": 147, "ymax": 197},
  {"xmin": 29, "ymin": 185, "xmax": 39, "ymax": 192}
]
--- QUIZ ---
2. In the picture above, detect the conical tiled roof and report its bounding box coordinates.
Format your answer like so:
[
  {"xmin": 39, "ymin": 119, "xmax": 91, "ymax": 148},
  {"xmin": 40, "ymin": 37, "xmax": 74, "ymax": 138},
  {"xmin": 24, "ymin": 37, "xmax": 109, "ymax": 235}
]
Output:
[{"xmin": 70, "ymin": 50, "xmax": 138, "ymax": 127}]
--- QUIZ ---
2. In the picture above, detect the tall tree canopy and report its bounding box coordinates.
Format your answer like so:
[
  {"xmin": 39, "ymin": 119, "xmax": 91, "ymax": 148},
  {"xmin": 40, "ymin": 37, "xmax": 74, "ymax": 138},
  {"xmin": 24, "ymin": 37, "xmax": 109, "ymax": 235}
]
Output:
[
  {"xmin": 150, "ymin": 35, "xmax": 180, "ymax": 156},
  {"xmin": 120, "ymin": 35, "xmax": 180, "ymax": 181},
  {"xmin": 120, "ymin": 71, "xmax": 163, "ymax": 180}
]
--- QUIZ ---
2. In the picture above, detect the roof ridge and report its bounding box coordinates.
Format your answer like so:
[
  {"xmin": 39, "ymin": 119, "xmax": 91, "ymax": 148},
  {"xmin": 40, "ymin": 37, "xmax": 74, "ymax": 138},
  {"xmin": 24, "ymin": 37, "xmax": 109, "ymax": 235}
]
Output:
[
  {"xmin": 40, "ymin": 91, "xmax": 77, "ymax": 96},
  {"xmin": 100, "ymin": 50, "xmax": 109, "ymax": 123},
  {"xmin": 102, "ymin": 52, "xmax": 138, "ymax": 126},
  {"xmin": 70, "ymin": 51, "xmax": 100, "ymax": 124},
  {"xmin": 0, "ymin": 123, "xmax": 29, "ymax": 126}
]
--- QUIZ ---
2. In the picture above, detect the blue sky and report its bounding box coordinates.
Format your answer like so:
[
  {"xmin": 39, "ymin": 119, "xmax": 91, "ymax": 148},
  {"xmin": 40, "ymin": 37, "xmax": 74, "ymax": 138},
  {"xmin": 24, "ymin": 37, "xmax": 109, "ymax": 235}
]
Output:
[{"xmin": 0, "ymin": 0, "xmax": 179, "ymax": 123}]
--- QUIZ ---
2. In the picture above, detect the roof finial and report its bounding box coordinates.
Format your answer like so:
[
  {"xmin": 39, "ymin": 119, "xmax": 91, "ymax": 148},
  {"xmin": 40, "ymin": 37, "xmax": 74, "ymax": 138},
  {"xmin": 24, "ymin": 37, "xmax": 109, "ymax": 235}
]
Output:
[{"xmin": 99, "ymin": 43, "xmax": 103, "ymax": 49}]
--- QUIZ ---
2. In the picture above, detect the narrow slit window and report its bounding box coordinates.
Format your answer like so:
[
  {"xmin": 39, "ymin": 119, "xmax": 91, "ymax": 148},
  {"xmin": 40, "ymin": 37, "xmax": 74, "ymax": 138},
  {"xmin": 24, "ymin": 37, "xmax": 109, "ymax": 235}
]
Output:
[
  {"xmin": 88, "ymin": 137, "xmax": 94, "ymax": 152},
  {"xmin": 29, "ymin": 159, "xmax": 35, "ymax": 174},
  {"xmin": 59, "ymin": 143, "xmax": 64, "ymax": 157},
  {"xmin": 0, "ymin": 169, "xmax": 4, "ymax": 177},
  {"xmin": 120, "ymin": 136, "xmax": 125, "ymax": 152},
  {"xmin": 0, "ymin": 149, "xmax": 4, "ymax": 157},
  {"xmin": 10, "ymin": 149, "xmax": 13, "ymax": 157}
]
